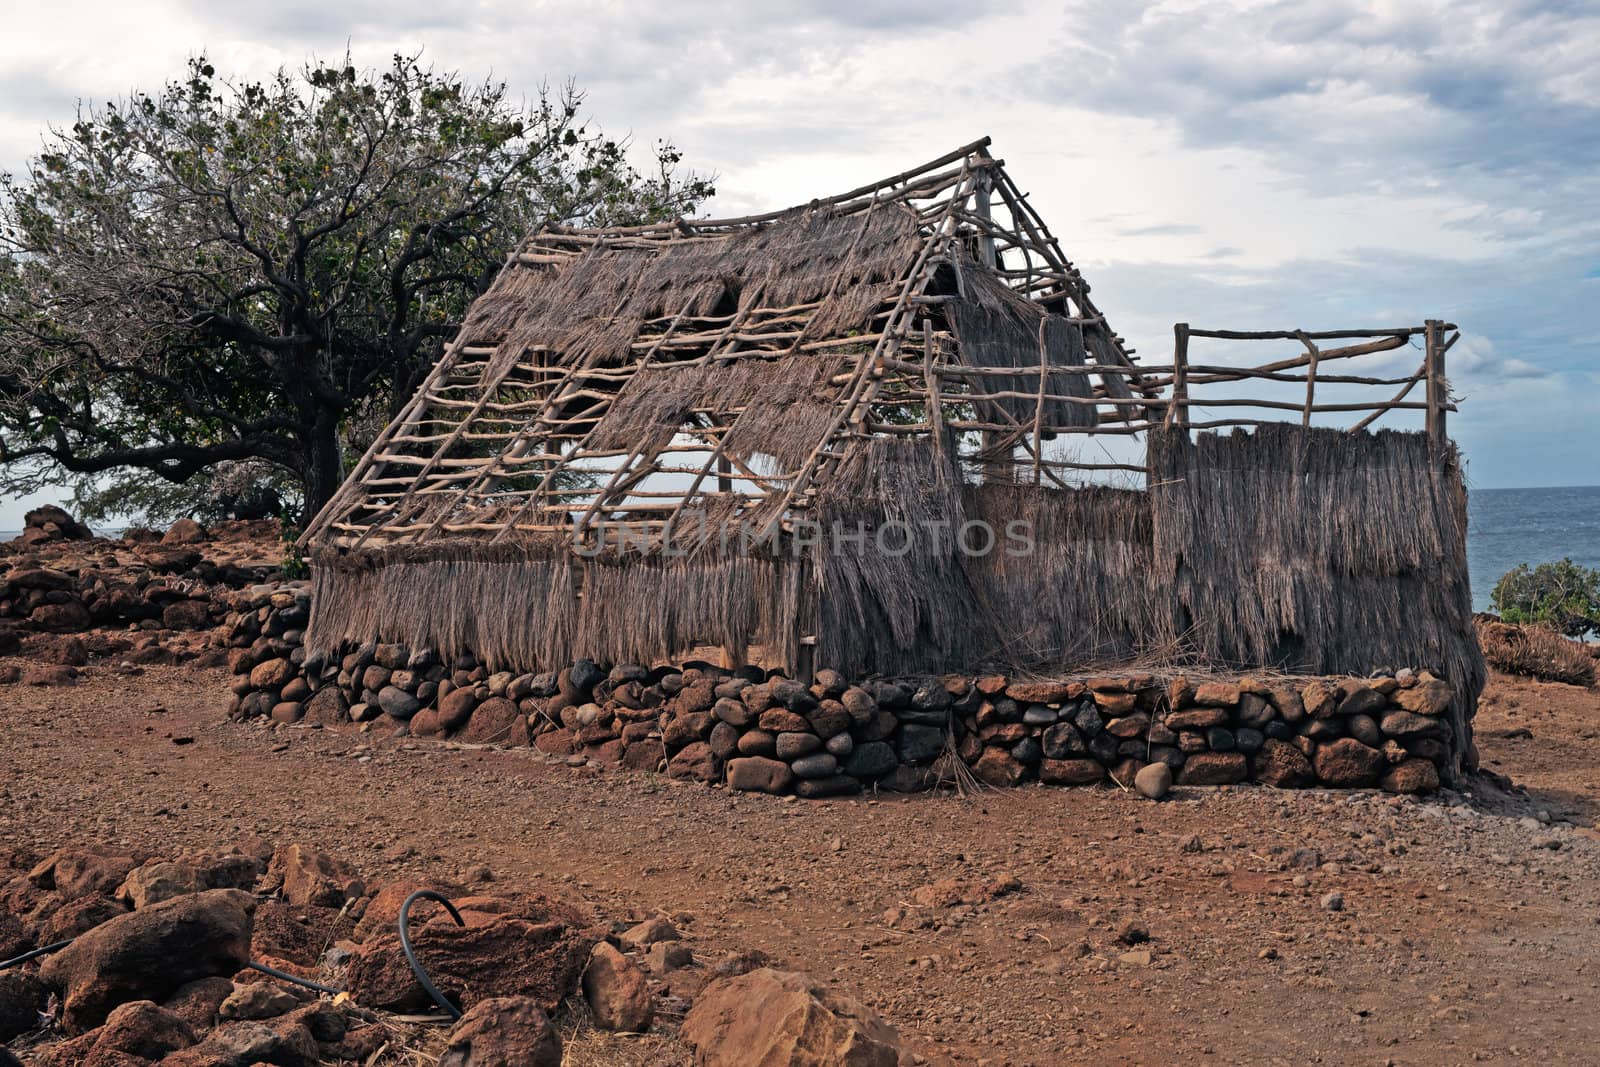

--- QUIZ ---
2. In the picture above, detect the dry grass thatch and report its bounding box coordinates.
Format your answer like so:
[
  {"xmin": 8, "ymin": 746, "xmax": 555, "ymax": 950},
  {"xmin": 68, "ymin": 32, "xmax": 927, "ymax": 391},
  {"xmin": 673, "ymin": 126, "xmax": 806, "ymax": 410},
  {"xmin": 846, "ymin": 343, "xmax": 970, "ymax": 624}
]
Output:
[
  {"xmin": 950, "ymin": 265, "xmax": 1098, "ymax": 430},
  {"xmin": 1149, "ymin": 424, "xmax": 1485, "ymax": 719},
  {"xmin": 306, "ymin": 539, "xmax": 804, "ymax": 672},
  {"xmin": 463, "ymin": 205, "xmax": 923, "ymax": 373},
  {"xmin": 1477, "ymin": 617, "xmax": 1596, "ymax": 688}
]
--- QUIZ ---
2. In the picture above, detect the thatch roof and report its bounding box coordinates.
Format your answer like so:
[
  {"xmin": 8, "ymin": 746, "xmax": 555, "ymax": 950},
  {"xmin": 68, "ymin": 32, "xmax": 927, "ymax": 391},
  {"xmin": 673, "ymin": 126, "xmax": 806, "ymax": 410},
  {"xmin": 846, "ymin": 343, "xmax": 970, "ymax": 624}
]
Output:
[{"xmin": 300, "ymin": 137, "xmax": 1147, "ymax": 551}]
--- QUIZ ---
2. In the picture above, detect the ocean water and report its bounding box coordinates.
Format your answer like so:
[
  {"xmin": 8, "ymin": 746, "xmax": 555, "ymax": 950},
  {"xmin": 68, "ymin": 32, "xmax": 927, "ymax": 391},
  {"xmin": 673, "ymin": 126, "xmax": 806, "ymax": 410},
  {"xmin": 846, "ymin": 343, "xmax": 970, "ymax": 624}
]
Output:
[
  {"xmin": 1467, "ymin": 485, "xmax": 1600, "ymax": 612},
  {"xmin": 4, "ymin": 485, "xmax": 1597, "ymax": 613}
]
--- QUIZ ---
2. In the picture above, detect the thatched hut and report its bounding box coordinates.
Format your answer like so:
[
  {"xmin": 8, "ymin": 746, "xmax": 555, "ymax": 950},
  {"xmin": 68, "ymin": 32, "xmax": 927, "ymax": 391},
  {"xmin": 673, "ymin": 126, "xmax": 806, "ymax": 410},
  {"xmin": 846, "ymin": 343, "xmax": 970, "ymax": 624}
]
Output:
[{"xmin": 300, "ymin": 138, "xmax": 1482, "ymax": 744}]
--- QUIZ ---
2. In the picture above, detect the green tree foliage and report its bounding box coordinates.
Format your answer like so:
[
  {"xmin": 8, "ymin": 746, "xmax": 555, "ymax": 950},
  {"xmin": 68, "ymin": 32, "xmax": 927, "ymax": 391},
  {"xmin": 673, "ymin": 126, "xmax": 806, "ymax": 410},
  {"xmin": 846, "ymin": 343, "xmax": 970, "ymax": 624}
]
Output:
[
  {"xmin": 0, "ymin": 54, "xmax": 712, "ymax": 522},
  {"xmin": 1489, "ymin": 558, "xmax": 1600, "ymax": 640}
]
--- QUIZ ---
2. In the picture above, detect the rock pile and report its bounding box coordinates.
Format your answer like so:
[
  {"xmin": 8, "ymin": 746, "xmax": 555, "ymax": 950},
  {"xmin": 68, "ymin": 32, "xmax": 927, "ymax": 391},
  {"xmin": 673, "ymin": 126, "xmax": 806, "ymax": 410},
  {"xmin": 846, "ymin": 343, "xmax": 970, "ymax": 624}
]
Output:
[
  {"xmin": 0, "ymin": 516, "xmax": 281, "ymax": 680},
  {"xmin": 225, "ymin": 599, "xmax": 1463, "ymax": 795},
  {"xmin": 1, "ymin": 842, "xmax": 383, "ymax": 1066},
  {"xmin": 0, "ymin": 841, "xmax": 904, "ymax": 1066},
  {"xmin": 13, "ymin": 506, "xmax": 90, "ymax": 547}
]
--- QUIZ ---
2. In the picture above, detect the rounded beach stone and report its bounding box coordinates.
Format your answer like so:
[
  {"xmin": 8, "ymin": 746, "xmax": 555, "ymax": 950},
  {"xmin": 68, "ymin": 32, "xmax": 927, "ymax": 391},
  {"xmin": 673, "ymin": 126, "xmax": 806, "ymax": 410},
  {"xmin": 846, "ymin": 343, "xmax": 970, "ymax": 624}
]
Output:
[{"xmin": 1134, "ymin": 761, "xmax": 1172, "ymax": 799}]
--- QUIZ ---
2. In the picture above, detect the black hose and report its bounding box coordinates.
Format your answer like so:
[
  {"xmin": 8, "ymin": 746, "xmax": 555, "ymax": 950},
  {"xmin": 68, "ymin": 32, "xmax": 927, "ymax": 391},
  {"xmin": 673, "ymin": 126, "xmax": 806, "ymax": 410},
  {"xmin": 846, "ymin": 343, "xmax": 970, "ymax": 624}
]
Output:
[
  {"xmin": 4, "ymin": 891, "xmax": 463, "ymax": 1024},
  {"xmin": 0, "ymin": 939, "xmax": 73, "ymax": 972},
  {"xmin": 244, "ymin": 960, "xmax": 344, "ymax": 995},
  {"xmin": 2, "ymin": 936, "xmax": 344, "ymax": 997},
  {"xmin": 398, "ymin": 889, "xmax": 465, "ymax": 1020}
]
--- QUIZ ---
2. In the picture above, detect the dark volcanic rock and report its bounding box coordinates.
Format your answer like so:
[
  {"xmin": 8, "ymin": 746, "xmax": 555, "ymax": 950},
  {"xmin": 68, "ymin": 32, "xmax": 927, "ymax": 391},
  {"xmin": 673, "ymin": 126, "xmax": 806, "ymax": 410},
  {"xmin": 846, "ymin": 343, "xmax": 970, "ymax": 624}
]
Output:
[
  {"xmin": 347, "ymin": 906, "xmax": 594, "ymax": 1015},
  {"xmin": 37, "ymin": 889, "xmax": 255, "ymax": 1033},
  {"xmin": 1313, "ymin": 738, "xmax": 1385, "ymax": 787},
  {"xmin": 1176, "ymin": 751, "xmax": 1248, "ymax": 786},
  {"xmin": 1251, "ymin": 739, "xmax": 1315, "ymax": 788},
  {"xmin": 439, "ymin": 996, "xmax": 562, "ymax": 1067}
]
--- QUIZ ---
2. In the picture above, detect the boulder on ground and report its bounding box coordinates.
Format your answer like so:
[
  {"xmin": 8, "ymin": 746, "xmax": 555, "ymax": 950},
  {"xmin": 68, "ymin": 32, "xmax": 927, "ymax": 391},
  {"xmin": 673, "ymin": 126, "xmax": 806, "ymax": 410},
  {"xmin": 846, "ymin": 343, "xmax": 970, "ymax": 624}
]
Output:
[
  {"xmin": 38, "ymin": 895, "xmax": 128, "ymax": 945},
  {"xmin": 28, "ymin": 600, "xmax": 91, "ymax": 632},
  {"xmin": 682, "ymin": 967, "xmax": 902, "ymax": 1067},
  {"xmin": 1134, "ymin": 761, "xmax": 1172, "ymax": 799},
  {"xmin": 1251, "ymin": 739, "xmax": 1315, "ymax": 788},
  {"xmin": 347, "ymin": 908, "xmax": 595, "ymax": 1015},
  {"xmin": 667, "ymin": 741, "xmax": 721, "ymax": 782},
  {"xmin": 457, "ymin": 697, "xmax": 528, "ymax": 745},
  {"xmin": 581, "ymin": 941, "xmax": 653, "ymax": 1032},
  {"xmin": 439, "ymin": 996, "xmax": 561, "ymax": 1067},
  {"xmin": 37, "ymin": 888, "xmax": 255, "ymax": 1033},
  {"xmin": 973, "ymin": 748, "xmax": 1026, "ymax": 787},
  {"xmin": 841, "ymin": 741, "xmax": 897, "ymax": 779},
  {"xmin": 352, "ymin": 880, "xmax": 460, "ymax": 943},
  {"xmin": 727, "ymin": 756, "xmax": 794, "ymax": 795},
  {"xmin": 619, "ymin": 916, "xmax": 677, "ymax": 952},
  {"xmin": 161, "ymin": 518, "xmax": 209, "ymax": 545},
  {"xmin": 160, "ymin": 1018, "xmax": 318, "ymax": 1067},
  {"xmin": 29, "ymin": 848, "xmax": 138, "ymax": 900},
  {"xmin": 1381, "ymin": 758, "xmax": 1441, "ymax": 794},
  {"xmin": 268, "ymin": 844, "xmax": 360, "ymax": 908},
  {"xmin": 1039, "ymin": 758, "xmax": 1105, "ymax": 785},
  {"xmin": 301, "ymin": 687, "xmax": 349, "ymax": 727},
  {"xmin": 218, "ymin": 982, "xmax": 299, "ymax": 1021},
  {"xmin": 118, "ymin": 861, "xmax": 205, "ymax": 909},
  {"xmin": 162, "ymin": 600, "xmax": 212, "ymax": 630}
]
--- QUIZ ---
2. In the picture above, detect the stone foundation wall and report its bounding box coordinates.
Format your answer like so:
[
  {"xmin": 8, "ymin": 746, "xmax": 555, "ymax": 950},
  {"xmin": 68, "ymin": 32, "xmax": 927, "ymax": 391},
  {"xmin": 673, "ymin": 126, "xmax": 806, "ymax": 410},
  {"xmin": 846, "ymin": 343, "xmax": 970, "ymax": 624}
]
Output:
[{"xmin": 225, "ymin": 592, "xmax": 1461, "ymax": 796}]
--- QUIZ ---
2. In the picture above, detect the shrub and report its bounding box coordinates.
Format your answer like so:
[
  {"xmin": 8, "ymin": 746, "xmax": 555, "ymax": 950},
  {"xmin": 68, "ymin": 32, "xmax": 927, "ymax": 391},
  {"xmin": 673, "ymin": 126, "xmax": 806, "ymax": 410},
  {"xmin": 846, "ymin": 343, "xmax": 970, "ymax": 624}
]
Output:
[
  {"xmin": 1476, "ymin": 617, "xmax": 1595, "ymax": 688},
  {"xmin": 1489, "ymin": 559, "xmax": 1600, "ymax": 640}
]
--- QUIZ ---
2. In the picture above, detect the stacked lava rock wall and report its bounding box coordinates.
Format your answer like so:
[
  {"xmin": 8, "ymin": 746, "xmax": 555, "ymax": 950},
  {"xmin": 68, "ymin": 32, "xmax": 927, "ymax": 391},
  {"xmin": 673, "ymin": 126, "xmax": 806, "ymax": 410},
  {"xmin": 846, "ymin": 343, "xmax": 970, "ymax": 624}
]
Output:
[{"xmin": 226, "ymin": 596, "xmax": 1459, "ymax": 795}]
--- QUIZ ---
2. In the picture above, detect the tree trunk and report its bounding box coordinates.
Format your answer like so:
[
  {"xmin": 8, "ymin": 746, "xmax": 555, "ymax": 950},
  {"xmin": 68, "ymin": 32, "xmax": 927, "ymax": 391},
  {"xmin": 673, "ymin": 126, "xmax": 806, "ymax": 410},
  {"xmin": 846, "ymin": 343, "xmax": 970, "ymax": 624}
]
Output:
[{"xmin": 302, "ymin": 412, "xmax": 345, "ymax": 525}]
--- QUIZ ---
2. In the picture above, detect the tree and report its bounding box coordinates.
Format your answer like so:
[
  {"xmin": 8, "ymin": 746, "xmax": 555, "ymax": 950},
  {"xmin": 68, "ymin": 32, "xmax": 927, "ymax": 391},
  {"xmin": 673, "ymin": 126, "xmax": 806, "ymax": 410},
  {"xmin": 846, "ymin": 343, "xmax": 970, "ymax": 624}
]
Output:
[
  {"xmin": 1490, "ymin": 558, "xmax": 1600, "ymax": 640},
  {"xmin": 0, "ymin": 54, "xmax": 712, "ymax": 522}
]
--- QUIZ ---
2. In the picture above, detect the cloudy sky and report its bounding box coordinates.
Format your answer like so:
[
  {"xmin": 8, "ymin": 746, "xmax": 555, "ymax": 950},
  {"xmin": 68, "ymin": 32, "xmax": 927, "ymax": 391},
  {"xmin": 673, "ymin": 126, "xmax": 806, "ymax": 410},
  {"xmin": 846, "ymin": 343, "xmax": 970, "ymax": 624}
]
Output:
[{"xmin": 2, "ymin": 0, "xmax": 1596, "ymax": 525}]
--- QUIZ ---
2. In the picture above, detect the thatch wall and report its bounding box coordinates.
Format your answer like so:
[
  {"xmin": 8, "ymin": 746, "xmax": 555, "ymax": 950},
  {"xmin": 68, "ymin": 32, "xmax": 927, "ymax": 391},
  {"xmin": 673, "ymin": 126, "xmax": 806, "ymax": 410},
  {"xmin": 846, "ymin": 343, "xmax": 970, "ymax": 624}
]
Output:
[
  {"xmin": 306, "ymin": 541, "xmax": 805, "ymax": 672},
  {"xmin": 811, "ymin": 437, "xmax": 982, "ymax": 676},
  {"xmin": 948, "ymin": 267, "xmax": 1098, "ymax": 429},
  {"xmin": 308, "ymin": 427, "xmax": 1482, "ymax": 725},
  {"xmin": 963, "ymin": 482, "xmax": 1163, "ymax": 668},
  {"xmin": 1148, "ymin": 426, "xmax": 1484, "ymax": 713}
]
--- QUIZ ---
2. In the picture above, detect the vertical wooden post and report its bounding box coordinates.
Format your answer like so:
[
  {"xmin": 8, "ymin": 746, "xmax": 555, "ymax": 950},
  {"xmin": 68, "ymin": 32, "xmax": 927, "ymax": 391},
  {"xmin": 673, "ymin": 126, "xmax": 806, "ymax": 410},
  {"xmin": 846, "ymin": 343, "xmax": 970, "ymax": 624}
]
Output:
[
  {"xmin": 792, "ymin": 553, "xmax": 817, "ymax": 684},
  {"xmin": 973, "ymin": 170, "xmax": 997, "ymax": 269},
  {"xmin": 1030, "ymin": 318, "xmax": 1049, "ymax": 485},
  {"xmin": 1297, "ymin": 331, "xmax": 1320, "ymax": 428},
  {"xmin": 1424, "ymin": 319, "xmax": 1447, "ymax": 445},
  {"xmin": 981, "ymin": 431, "xmax": 1016, "ymax": 484},
  {"xmin": 1165, "ymin": 323, "xmax": 1190, "ymax": 431},
  {"xmin": 923, "ymin": 320, "xmax": 947, "ymax": 467},
  {"xmin": 974, "ymin": 163, "xmax": 1011, "ymax": 486}
]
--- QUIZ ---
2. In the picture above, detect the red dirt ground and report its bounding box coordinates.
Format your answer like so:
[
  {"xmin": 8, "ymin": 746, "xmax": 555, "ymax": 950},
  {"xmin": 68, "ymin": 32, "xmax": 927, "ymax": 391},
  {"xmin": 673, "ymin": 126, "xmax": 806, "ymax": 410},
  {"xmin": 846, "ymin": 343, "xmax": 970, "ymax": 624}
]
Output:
[{"xmin": 2, "ymin": 662, "xmax": 1598, "ymax": 1065}]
